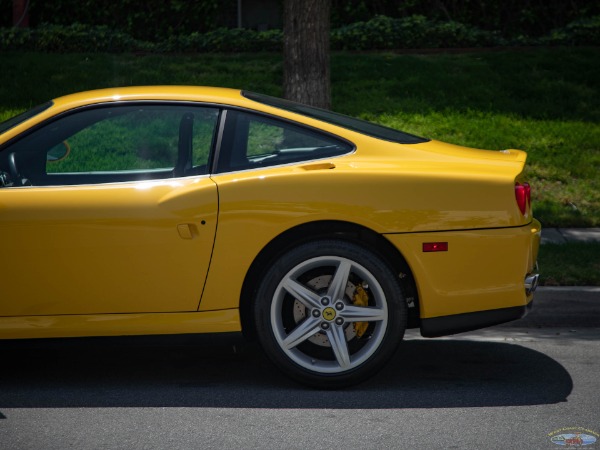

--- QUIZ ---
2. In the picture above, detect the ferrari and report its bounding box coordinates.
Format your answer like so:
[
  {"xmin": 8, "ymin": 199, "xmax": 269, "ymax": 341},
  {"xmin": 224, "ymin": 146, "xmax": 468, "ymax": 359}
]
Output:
[{"xmin": 0, "ymin": 87, "xmax": 541, "ymax": 387}]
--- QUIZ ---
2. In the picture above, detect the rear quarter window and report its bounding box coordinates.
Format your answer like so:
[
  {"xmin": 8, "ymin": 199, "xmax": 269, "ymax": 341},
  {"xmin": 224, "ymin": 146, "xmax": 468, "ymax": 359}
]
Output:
[{"xmin": 216, "ymin": 109, "xmax": 354, "ymax": 172}]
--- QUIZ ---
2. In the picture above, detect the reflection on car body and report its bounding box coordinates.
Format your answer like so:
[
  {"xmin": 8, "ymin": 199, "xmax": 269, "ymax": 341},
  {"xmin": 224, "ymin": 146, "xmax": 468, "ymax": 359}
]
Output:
[{"xmin": 0, "ymin": 86, "xmax": 541, "ymax": 387}]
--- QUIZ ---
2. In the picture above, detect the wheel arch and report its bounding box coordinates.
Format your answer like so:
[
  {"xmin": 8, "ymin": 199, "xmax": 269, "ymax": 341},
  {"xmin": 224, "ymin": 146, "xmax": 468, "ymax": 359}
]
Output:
[{"xmin": 239, "ymin": 220, "xmax": 420, "ymax": 340}]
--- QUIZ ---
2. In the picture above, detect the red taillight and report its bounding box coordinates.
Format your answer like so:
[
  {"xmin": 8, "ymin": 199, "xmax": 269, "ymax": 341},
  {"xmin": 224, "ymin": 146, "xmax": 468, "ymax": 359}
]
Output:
[{"xmin": 515, "ymin": 182, "xmax": 531, "ymax": 215}]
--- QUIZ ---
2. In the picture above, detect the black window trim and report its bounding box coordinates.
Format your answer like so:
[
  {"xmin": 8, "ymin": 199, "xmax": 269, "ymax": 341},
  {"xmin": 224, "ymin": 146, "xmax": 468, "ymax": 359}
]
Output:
[
  {"xmin": 0, "ymin": 101, "xmax": 54, "ymax": 136},
  {"xmin": 242, "ymin": 90, "xmax": 430, "ymax": 145},
  {"xmin": 210, "ymin": 109, "xmax": 228, "ymax": 174}
]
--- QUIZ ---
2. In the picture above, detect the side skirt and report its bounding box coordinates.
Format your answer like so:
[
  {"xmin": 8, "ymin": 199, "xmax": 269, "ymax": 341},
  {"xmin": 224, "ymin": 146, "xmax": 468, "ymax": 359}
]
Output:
[{"xmin": 0, "ymin": 309, "xmax": 241, "ymax": 339}]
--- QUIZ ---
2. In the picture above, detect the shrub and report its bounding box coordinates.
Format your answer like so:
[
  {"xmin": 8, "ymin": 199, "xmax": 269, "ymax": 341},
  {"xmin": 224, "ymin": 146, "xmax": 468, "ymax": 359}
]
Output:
[
  {"xmin": 200, "ymin": 28, "xmax": 282, "ymax": 52},
  {"xmin": 331, "ymin": 15, "xmax": 506, "ymax": 50},
  {"xmin": 34, "ymin": 23, "xmax": 139, "ymax": 53},
  {"xmin": 331, "ymin": 15, "xmax": 428, "ymax": 50},
  {"xmin": 0, "ymin": 15, "xmax": 598, "ymax": 53},
  {"xmin": 0, "ymin": 27, "xmax": 34, "ymax": 50},
  {"xmin": 26, "ymin": 0, "xmax": 224, "ymax": 40},
  {"xmin": 542, "ymin": 15, "xmax": 600, "ymax": 46},
  {"xmin": 161, "ymin": 28, "xmax": 282, "ymax": 53},
  {"xmin": 0, "ymin": 23, "xmax": 141, "ymax": 52},
  {"xmin": 425, "ymin": 21, "xmax": 506, "ymax": 48}
]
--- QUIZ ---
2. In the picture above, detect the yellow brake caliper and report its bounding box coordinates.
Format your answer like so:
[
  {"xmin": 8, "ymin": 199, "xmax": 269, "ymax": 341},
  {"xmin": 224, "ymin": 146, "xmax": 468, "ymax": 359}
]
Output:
[{"xmin": 352, "ymin": 285, "xmax": 369, "ymax": 338}]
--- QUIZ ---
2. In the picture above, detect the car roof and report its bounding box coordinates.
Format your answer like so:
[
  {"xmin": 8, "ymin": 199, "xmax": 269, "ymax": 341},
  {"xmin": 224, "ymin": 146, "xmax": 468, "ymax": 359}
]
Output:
[{"xmin": 52, "ymin": 86, "xmax": 248, "ymax": 110}]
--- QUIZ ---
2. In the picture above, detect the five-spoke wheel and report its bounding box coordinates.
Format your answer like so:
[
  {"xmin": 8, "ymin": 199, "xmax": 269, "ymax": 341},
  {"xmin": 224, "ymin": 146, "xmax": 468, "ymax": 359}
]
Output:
[{"xmin": 254, "ymin": 240, "xmax": 407, "ymax": 388}]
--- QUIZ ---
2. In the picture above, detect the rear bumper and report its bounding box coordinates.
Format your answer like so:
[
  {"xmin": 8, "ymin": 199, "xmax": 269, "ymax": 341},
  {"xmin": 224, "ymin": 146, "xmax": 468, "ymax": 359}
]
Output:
[{"xmin": 384, "ymin": 219, "xmax": 541, "ymax": 336}]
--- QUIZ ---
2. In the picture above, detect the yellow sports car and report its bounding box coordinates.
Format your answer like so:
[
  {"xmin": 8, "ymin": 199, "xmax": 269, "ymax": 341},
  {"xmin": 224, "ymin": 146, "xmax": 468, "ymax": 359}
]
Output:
[{"xmin": 0, "ymin": 86, "xmax": 540, "ymax": 387}]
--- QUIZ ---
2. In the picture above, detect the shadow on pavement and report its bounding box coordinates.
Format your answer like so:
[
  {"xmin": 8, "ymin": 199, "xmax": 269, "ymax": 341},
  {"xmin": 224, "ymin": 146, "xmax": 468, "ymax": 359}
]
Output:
[{"xmin": 0, "ymin": 333, "xmax": 572, "ymax": 410}]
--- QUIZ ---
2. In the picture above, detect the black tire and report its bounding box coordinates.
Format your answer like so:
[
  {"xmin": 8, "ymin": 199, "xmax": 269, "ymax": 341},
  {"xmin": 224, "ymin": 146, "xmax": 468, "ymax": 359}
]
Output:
[{"xmin": 253, "ymin": 239, "xmax": 407, "ymax": 388}]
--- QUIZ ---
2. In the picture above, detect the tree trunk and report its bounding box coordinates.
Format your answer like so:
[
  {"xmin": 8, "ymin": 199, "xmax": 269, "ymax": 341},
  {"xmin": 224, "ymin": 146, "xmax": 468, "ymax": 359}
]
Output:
[
  {"xmin": 12, "ymin": 0, "xmax": 29, "ymax": 27},
  {"xmin": 283, "ymin": 0, "xmax": 331, "ymax": 109}
]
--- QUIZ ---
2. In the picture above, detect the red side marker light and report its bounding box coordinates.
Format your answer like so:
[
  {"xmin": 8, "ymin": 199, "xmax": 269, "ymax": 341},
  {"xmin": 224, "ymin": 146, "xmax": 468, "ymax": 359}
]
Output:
[{"xmin": 423, "ymin": 242, "xmax": 448, "ymax": 252}]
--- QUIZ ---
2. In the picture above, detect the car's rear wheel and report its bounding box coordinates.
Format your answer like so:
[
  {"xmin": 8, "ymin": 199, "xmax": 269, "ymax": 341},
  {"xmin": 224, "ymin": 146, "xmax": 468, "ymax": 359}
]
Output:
[{"xmin": 254, "ymin": 240, "xmax": 407, "ymax": 388}]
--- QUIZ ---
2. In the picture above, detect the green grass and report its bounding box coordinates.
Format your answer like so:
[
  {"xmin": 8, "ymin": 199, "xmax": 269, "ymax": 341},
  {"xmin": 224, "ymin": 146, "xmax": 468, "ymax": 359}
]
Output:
[
  {"xmin": 0, "ymin": 48, "xmax": 598, "ymax": 226},
  {"xmin": 538, "ymin": 243, "xmax": 600, "ymax": 286}
]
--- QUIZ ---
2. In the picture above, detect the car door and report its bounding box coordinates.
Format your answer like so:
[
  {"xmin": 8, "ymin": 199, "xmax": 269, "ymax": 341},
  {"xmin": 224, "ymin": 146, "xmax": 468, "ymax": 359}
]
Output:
[{"xmin": 0, "ymin": 103, "xmax": 220, "ymax": 316}]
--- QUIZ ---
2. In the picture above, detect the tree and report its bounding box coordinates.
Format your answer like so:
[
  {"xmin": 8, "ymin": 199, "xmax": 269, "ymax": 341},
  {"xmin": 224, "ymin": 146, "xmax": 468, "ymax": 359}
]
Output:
[
  {"xmin": 12, "ymin": 0, "xmax": 29, "ymax": 27},
  {"xmin": 283, "ymin": 0, "xmax": 331, "ymax": 109}
]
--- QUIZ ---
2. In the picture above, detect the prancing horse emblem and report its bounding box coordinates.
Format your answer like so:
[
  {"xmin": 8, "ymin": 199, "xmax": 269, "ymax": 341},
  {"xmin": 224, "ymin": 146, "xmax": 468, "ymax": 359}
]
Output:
[{"xmin": 322, "ymin": 307, "xmax": 336, "ymax": 321}]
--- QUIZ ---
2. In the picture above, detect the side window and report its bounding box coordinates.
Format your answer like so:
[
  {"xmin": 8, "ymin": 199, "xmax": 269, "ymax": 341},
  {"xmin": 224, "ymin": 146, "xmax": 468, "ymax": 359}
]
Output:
[
  {"xmin": 47, "ymin": 109, "xmax": 181, "ymax": 173},
  {"xmin": 217, "ymin": 110, "xmax": 353, "ymax": 172},
  {"xmin": 1, "ymin": 104, "xmax": 219, "ymax": 187}
]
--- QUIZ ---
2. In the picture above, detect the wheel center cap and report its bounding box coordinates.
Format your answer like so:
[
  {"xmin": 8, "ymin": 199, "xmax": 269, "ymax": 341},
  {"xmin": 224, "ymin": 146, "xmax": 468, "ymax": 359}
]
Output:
[{"xmin": 322, "ymin": 307, "xmax": 336, "ymax": 321}]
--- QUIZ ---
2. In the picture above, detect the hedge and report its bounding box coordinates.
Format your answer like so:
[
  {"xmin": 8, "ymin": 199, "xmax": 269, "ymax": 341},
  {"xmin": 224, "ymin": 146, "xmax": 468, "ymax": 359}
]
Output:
[
  {"xmin": 1, "ymin": 15, "xmax": 598, "ymax": 53},
  {"xmin": 2, "ymin": 0, "xmax": 598, "ymax": 40}
]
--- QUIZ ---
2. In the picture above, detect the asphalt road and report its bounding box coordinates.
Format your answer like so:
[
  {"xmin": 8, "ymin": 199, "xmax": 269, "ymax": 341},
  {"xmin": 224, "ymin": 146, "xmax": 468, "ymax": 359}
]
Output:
[{"xmin": 1, "ymin": 287, "xmax": 599, "ymax": 449}]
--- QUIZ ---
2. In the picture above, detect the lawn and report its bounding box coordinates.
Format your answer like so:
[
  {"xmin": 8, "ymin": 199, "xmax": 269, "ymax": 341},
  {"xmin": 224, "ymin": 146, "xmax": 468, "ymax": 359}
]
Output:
[
  {"xmin": 538, "ymin": 242, "xmax": 600, "ymax": 286},
  {"xmin": 0, "ymin": 47, "xmax": 599, "ymax": 227}
]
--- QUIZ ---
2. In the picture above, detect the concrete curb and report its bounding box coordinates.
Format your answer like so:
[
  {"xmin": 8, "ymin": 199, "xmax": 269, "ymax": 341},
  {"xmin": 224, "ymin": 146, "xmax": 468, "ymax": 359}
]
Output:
[
  {"xmin": 541, "ymin": 228, "xmax": 600, "ymax": 244},
  {"xmin": 537, "ymin": 286, "xmax": 600, "ymax": 292}
]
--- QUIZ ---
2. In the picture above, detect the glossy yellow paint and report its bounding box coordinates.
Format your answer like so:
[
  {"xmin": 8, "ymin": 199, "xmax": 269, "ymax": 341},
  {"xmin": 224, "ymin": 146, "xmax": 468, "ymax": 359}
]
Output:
[
  {"xmin": 198, "ymin": 156, "xmax": 531, "ymax": 312},
  {"xmin": 0, "ymin": 86, "xmax": 540, "ymax": 339},
  {"xmin": 0, "ymin": 176, "xmax": 217, "ymax": 316},
  {"xmin": 0, "ymin": 309, "xmax": 241, "ymax": 339},
  {"xmin": 385, "ymin": 219, "xmax": 541, "ymax": 318}
]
